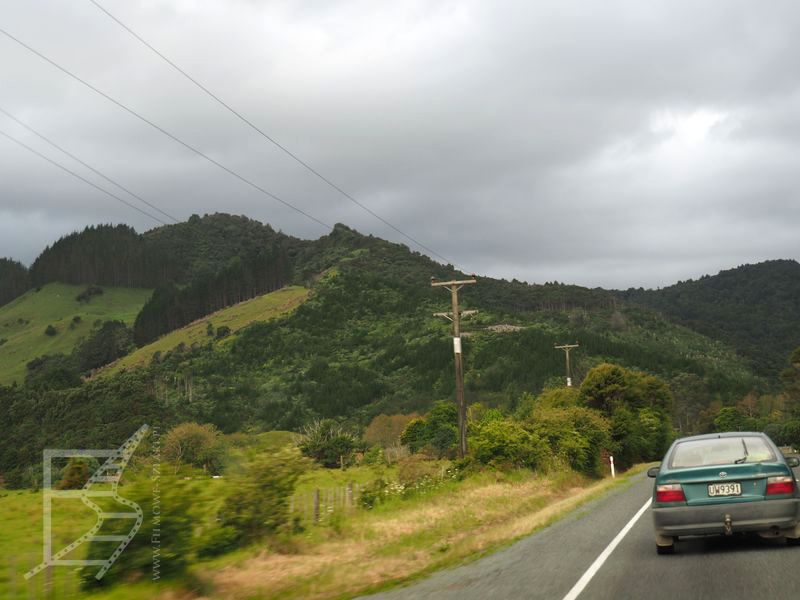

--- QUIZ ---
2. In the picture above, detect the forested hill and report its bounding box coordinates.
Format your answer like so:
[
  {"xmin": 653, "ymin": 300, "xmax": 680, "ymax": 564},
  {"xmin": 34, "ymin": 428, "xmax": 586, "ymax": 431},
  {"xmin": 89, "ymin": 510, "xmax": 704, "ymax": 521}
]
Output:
[
  {"xmin": 616, "ymin": 260, "xmax": 800, "ymax": 377},
  {"xmin": 29, "ymin": 214, "xmax": 295, "ymax": 288},
  {"xmin": 0, "ymin": 258, "xmax": 29, "ymax": 306}
]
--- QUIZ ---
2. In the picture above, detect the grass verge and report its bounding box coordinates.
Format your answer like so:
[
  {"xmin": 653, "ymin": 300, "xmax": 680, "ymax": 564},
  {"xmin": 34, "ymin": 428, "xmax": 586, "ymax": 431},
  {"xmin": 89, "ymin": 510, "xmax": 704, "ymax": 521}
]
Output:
[{"xmin": 201, "ymin": 464, "xmax": 649, "ymax": 599}]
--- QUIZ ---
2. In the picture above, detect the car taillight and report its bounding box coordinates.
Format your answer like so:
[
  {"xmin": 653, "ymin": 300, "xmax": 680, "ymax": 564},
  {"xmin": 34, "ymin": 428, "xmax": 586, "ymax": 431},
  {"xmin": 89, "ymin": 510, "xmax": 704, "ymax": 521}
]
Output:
[
  {"xmin": 766, "ymin": 476, "xmax": 795, "ymax": 495},
  {"xmin": 656, "ymin": 484, "xmax": 686, "ymax": 503}
]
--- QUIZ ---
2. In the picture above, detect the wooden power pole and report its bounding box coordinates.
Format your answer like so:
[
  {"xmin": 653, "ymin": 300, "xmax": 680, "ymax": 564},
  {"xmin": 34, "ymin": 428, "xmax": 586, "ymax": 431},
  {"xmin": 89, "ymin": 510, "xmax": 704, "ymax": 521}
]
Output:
[
  {"xmin": 554, "ymin": 342, "xmax": 579, "ymax": 387},
  {"xmin": 432, "ymin": 276, "xmax": 477, "ymax": 458}
]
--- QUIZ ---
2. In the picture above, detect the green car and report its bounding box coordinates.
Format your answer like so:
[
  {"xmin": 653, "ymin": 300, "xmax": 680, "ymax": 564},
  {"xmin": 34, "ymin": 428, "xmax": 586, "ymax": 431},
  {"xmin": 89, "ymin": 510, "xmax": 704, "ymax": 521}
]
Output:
[{"xmin": 648, "ymin": 432, "xmax": 800, "ymax": 554}]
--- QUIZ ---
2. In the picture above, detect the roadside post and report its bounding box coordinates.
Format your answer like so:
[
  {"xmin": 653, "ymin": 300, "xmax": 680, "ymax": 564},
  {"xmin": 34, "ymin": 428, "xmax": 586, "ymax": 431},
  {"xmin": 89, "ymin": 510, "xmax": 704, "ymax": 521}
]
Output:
[{"xmin": 610, "ymin": 455, "xmax": 616, "ymax": 478}]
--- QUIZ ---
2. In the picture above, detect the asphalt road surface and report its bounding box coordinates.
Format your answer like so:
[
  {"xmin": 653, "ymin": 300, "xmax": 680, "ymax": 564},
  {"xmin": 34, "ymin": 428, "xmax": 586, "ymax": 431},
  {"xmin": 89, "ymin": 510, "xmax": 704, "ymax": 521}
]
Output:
[{"xmin": 363, "ymin": 463, "xmax": 800, "ymax": 600}]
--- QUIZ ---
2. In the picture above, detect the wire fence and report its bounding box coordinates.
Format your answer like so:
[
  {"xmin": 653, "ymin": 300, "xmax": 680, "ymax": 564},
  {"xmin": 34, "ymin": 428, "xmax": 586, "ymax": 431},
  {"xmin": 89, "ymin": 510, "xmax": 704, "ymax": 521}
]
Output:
[{"xmin": 290, "ymin": 483, "xmax": 365, "ymax": 526}]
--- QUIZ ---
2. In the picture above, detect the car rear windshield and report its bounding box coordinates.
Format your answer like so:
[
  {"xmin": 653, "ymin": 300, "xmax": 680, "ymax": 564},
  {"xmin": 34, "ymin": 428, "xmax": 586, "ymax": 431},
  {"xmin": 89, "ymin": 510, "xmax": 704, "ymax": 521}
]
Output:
[{"xmin": 669, "ymin": 436, "xmax": 776, "ymax": 468}]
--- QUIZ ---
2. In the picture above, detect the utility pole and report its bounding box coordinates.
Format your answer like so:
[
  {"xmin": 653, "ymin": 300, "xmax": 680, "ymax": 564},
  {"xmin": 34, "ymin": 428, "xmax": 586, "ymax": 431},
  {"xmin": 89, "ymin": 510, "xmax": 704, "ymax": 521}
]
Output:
[
  {"xmin": 432, "ymin": 276, "xmax": 477, "ymax": 458},
  {"xmin": 554, "ymin": 342, "xmax": 579, "ymax": 387}
]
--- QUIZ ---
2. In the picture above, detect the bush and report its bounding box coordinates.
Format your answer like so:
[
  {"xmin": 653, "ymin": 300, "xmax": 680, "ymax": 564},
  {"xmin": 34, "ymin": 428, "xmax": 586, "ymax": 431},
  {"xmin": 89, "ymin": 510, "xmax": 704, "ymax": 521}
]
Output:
[
  {"xmin": 400, "ymin": 401, "xmax": 458, "ymax": 458},
  {"xmin": 297, "ymin": 420, "xmax": 362, "ymax": 468},
  {"xmin": 526, "ymin": 406, "xmax": 610, "ymax": 476},
  {"xmin": 219, "ymin": 448, "xmax": 308, "ymax": 544},
  {"xmin": 55, "ymin": 458, "xmax": 90, "ymax": 490},
  {"xmin": 76, "ymin": 285, "xmax": 103, "ymax": 303},
  {"xmin": 470, "ymin": 418, "xmax": 550, "ymax": 469},
  {"xmin": 81, "ymin": 476, "xmax": 194, "ymax": 588},
  {"xmin": 162, "ymin": 422, "xmax": 226, "ymax": 473},
  {"xmin": 215, "ymin": 325, "xmax": 231, "ymax": 339},
  {"xmin": 397, "ymin": 454, "xmax": 440, "ymax": 485},
  {"xmin": 44, "ymin": 324, "xmax": 57, "ymax": 336}
]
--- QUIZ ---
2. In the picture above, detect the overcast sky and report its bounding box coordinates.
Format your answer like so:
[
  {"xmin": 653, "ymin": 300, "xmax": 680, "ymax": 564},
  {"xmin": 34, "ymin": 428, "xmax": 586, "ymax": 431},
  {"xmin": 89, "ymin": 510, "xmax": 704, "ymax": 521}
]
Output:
[{"xmin": 1, "ymin": 0, "xmax": 798, "ymax": 289}]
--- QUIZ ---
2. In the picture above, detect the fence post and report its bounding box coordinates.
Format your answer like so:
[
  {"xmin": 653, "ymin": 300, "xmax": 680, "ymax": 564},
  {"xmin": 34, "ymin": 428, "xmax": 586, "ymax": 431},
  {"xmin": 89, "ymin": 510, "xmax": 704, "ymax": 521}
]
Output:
[{"xmin": 313, "ymin": 489, "xmax": 320, "ymax": 524}]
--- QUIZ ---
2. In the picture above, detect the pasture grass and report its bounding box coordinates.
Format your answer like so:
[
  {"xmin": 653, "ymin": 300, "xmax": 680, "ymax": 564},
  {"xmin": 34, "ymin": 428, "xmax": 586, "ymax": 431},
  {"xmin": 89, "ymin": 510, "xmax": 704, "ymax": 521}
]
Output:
[
  {"xmin": 96, "ymin": 286, "xmax": 309, "ymax": 378},
  {"xmin": 0, "ymin": 283, "xmax": 152, "ymax": 385}
]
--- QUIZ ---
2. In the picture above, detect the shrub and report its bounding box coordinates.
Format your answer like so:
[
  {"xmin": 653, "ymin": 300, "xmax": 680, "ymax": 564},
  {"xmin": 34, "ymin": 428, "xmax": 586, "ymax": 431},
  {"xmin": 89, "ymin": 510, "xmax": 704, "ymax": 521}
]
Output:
[
  {"xmin": 215, "ymin": 326, "xmax": 231, "ymax": 339},
  {"xmin": 397, "ymin": 454, "xmax": 440, "ymax": 485},
  {"xmin": 76, "ymin": 285, "xmax": 103, "ymax": 303},
  {"xmin": 470, "ymin": 418, "xmax": 550, "ymax": 469},
  {"xmin": 219, "ymin": 448, "xmax": 308, "ymax": 543},
  {"xmin": 44, "ymin": 324, "xmax": 57, "ymax": 336},
  {"xmin": 526, "ymin": 406, "xmax": 610, "ymax": 476},
  {"xmin": 162, "ymin": 422, "xmax": 226, "ymax": 473},
  {"xmin": 55, "ymin": 458, "xmax": 90, "ymax": 490},
  {"xmin": 400, "ymin": 401, "xmax": 458, "ymax": 458},
  {"xmin": 297, "ymin": 420, "xmax": 362, "ymax": 468},
  {"xmin": 81, "ymin": 476, "xmax": 194, "ymax": 588}
]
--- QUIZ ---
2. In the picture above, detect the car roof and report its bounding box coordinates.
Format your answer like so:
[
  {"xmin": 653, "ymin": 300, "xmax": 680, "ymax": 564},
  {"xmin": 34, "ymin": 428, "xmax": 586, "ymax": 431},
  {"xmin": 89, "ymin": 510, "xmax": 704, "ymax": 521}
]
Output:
[{"xmin": 673, "ymin": 432, "xmax": 766, "ymax": 443}]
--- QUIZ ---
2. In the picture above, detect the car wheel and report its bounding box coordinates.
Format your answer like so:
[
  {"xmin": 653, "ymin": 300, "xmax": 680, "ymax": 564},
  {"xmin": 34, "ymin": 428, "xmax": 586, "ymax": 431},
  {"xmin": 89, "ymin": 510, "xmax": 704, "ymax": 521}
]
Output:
[{"xmin": 656, "ymin": 543, "xmax": 674, "ymax": 555}]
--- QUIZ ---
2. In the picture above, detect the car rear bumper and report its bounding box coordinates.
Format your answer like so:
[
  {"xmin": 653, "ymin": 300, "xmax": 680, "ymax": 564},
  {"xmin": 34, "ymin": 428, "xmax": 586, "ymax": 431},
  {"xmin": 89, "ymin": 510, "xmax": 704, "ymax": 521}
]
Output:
[{"xmin": 652, "ymin": 498, "xmax": 800, "ymax": 537}]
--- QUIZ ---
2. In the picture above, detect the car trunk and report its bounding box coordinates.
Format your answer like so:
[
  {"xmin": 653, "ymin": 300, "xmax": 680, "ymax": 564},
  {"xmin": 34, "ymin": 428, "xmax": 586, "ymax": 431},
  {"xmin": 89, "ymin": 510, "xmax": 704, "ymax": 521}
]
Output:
[{"xmin": 666, "ymin": 462, "xmax": 789, "ymax": 506}]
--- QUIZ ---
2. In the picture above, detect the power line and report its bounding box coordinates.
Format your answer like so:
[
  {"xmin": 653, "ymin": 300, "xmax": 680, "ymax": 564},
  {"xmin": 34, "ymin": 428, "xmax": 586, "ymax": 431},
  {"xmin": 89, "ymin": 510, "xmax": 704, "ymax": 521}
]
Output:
[
  {"xmin": 0, "ymin": 27, "xmax": 332, "ymax": 232},
  {"xmin": 0, "ymin": 105, "xmax": 179, "ymax": 223},
  {"xmin": 88, "ymin": 0, "xmax": 461, "ymax": 268},
  {"xmin": 0, "ymin": 126, "xmax": 167, "ymax": 225}
]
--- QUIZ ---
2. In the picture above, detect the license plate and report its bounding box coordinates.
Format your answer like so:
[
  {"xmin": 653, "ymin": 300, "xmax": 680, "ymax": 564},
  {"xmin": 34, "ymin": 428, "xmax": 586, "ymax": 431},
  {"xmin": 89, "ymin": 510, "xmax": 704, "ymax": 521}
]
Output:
[{"xmin": 708, "ymin": 482, "xmax": 741, "ymax": 497}]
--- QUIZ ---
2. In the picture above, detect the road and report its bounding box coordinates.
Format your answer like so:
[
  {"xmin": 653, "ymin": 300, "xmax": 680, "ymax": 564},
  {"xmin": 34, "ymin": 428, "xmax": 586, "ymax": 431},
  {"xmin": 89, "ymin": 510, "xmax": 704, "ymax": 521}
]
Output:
[{"xmin": 363, "ymin": 463, "xmax": 800, "ymax": 600}]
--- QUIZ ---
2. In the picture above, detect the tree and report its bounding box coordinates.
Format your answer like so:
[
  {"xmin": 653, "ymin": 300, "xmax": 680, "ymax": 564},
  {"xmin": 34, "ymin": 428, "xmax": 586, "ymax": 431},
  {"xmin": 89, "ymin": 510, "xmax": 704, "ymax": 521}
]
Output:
[
  {"xmin": 670, "ymin": 373, "xmax": 708, "ymax": 434},
  {"xmin": 400, "ymin": 401, "xmax": 458, "ymax": 458},
  {"xmin": 713, "ymin": 407, "xmax": 750, "ymax": 432},
  {"xmin": 75, "ymin": 320, "xmax": 134, "ymax": 372}
]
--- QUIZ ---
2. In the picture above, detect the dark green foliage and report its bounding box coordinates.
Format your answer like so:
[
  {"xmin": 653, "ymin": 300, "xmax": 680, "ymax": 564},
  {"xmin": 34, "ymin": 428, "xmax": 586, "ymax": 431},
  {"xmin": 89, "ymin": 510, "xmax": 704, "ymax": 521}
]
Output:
[
  {"xmin": 44, "ymin": 324, "xmax": 57, "ymax": 336},
  {"xmin": 577, "ymin": 363, "xmax": 673, "ymax": 469},
  {"xmin": 470, "ymin": 417, "xmax": 550, "ymax": 469},
  {"xmin": 524, "ymin": 406, "xmax": 611, "ymax": 476},
  {"xmin": 0, "ymin": 373, "xmax": 174, "ymax": 487},
  {"xmin": 55, "ymin": 458, "xmax": 90, "ymax": 490},
  {"xmin": 25, "ymin": 354, "xmax": 81, "ymax": 390},
  {"xmin": 80, "ymin": 476, "xmax": 194, "ymax": 588},
  {"xmin": 76, "ymin": 285, "xmax": 104, "ymax": 303},
  {"xmin": 0, "ymin": 257, "xmax": 30, "ymax": 307},
  {"xmin": 133, "ymin": 250, "xmax": 290, "ymax": 346},
  {"xmin": 297, "ymin": 420, "xmax": 362, "ymax": 468},
  {"xmin": 215, "ymin": 325, "xmax": 231, "ymax": 339},
  {"xmin": 618, "ymin": 260, "xmax": 800, "ymax": 377},
  {"xmin": 75, "ymin": 320, "xmax": 134, "ymax": 372},
  {"xmin": 713, "ymin": 407, "xmax": 753, "ymax": 432},
  {"xmin": 400, "ymin": 401, "xmax": 458, "ymax": 458},
  {"xmin": 205, "ymin": 322, "xmax": 214, "ymax": 337},
  {"xmin": 218, "ymin": 448, "xmax": 307, "ymax": 543}
]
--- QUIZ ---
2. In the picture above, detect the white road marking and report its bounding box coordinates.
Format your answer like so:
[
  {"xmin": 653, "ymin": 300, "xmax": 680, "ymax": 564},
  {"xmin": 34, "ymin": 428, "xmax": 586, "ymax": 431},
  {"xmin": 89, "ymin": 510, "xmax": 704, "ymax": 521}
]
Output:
[{"xmin": 561, "ymin": 497, "xmax": 652, "ymax": 600}]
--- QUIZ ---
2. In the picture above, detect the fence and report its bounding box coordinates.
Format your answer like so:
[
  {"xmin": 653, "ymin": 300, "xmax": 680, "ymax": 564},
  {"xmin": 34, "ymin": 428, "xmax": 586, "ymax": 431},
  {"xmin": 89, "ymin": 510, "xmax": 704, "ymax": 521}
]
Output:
[{"xmin": 290, "ymin": 482, "xmax": 364, "ymax": 525}]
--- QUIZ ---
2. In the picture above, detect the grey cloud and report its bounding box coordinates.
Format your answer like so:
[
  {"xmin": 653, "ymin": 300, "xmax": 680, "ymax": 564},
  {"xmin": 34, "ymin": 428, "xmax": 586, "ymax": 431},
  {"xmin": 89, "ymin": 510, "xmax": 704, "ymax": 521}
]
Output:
[{"xmin": 1, "ymin": 0, "xmax": 799, "ymax": 287}]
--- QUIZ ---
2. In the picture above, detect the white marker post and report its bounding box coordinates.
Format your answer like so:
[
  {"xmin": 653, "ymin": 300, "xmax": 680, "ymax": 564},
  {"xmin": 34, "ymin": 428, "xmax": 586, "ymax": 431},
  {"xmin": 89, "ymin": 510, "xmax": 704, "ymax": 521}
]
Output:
[{"xmin": 610, "ymin": 455, "xmax": 616, "ymax": 478}]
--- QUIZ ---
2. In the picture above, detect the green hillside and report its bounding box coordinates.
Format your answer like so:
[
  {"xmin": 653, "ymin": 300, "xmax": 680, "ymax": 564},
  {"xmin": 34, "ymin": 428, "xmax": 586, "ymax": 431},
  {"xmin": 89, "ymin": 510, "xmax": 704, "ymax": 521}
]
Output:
[
  {"xmin": 98, "ymin": 285, "xmax": 310, "ymax": 378},
  {"xmin": 0, "ymin": 283, "xmax": 152, "ymax": 385},
  {"xmin": 617, "ymin": 260, "xmax": 800, "ymax": 377}
]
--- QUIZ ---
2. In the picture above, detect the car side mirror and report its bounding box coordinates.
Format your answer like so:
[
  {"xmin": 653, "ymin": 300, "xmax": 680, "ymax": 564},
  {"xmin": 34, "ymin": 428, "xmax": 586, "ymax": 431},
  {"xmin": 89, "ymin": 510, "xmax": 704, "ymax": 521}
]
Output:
[
  {"xmin": 787, "ymin": 457, "xmax": 800, "ymax": 468},
  {"xmin": 647, "ymin": 466, "xmax": 660, "ymax": 478}
]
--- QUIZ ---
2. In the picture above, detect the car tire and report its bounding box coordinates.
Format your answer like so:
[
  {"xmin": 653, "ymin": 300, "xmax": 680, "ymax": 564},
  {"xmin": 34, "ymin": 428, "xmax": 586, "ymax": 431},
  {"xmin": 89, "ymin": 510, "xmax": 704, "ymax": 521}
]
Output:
[
  {"xmin": 656, "ymin": 543, "xmax": 674, "ymax": 555},
  {"xmin": 787, "ymin": 537, "xmax": 800, "ymax": 547}
]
